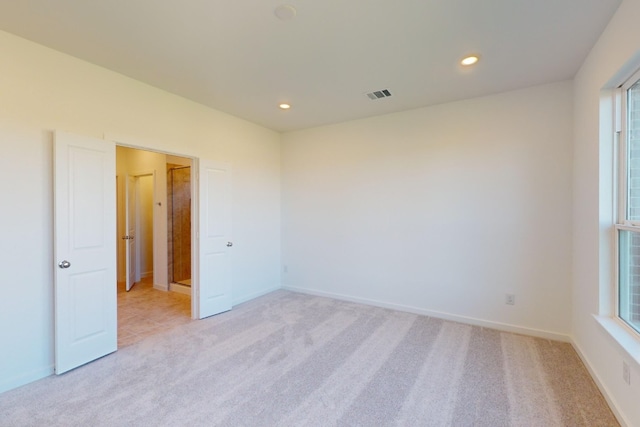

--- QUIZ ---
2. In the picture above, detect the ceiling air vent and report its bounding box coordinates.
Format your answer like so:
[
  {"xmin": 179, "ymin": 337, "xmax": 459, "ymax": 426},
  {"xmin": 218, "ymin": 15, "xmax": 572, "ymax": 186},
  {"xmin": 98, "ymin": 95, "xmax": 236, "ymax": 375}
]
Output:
[{"xmin": 366, "ymin": 89, "xmax": 392, "ymax": 100}]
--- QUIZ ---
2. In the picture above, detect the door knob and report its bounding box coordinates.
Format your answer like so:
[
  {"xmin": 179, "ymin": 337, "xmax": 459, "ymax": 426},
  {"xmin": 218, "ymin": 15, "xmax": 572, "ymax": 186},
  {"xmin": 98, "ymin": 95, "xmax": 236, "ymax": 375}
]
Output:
[
  {"xmin": 58, "ymin": 260, "xmax": 71, "ymax": 269},
  {"xmin": 226, "ymin": 242, "xmax": 233, "ymax": 247}
]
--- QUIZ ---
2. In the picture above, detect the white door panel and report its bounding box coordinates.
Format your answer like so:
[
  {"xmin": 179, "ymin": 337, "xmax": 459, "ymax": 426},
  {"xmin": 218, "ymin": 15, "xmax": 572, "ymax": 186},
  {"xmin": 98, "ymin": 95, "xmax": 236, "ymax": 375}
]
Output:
[
  {"xmin": 197, "ymin": 160, "xmax": 232, "ymax": 318},
  {"xmin": 54, "ymin": 131, "xmax": 117, "ymax": 374}
]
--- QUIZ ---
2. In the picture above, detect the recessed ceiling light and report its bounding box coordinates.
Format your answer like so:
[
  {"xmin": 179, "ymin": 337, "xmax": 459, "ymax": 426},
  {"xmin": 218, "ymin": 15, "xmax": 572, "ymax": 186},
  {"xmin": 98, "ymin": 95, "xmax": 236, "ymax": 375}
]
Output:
[
  {"xmin": 274, "ymin": 5, "xmax": 297, "ymax": 21},
  {"xmin": 279, "ymin": 103, "xmax": 291, "ymax": 110},
  {"xmin": 460, "ymin": 55, "xmax": 480, "ymax": 66}
]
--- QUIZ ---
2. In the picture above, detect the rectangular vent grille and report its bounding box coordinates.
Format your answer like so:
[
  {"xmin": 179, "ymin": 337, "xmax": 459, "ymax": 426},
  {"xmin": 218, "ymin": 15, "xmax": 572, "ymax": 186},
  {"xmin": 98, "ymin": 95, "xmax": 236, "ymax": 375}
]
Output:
[{"xmin": 366, "ymin": 89, "xmax": 392, "ymax": 100}]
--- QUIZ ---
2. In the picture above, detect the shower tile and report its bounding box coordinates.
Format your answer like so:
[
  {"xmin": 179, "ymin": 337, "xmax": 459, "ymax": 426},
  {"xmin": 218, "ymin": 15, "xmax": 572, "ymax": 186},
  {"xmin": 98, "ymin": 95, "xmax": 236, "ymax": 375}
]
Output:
[{"xmin": 168, "ymin": 166, "xmax": 191, "ymax": 283}]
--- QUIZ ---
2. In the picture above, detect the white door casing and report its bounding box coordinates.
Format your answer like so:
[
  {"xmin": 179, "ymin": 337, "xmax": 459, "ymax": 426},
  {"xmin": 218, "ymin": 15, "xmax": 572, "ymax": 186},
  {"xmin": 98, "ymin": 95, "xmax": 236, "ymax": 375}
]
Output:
[
  {"xmin": 196, "ymin": 159, "xmax": 232, "ymax": 319},
  {"xmin": 54, "ymin": 131, "xmax": 117, "ymax": 374}
]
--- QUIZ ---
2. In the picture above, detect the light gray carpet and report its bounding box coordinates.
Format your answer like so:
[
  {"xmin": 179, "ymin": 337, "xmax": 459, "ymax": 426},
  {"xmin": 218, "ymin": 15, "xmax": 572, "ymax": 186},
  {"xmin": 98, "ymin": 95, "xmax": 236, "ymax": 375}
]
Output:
[{"xmin": 0, "ymin": 291, "xmax": 618, "ymax": 426}]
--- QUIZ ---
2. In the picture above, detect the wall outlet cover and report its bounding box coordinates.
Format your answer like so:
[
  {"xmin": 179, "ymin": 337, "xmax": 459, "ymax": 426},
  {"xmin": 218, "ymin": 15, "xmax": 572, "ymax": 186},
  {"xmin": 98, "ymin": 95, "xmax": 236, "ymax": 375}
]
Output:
[
  {"xmin": 623, "ymin": 361, "xmax": 631, "ymax": 385},
  {"xmin": 505, "ymin": 294, "xmax": 516, "ymax": 305}
]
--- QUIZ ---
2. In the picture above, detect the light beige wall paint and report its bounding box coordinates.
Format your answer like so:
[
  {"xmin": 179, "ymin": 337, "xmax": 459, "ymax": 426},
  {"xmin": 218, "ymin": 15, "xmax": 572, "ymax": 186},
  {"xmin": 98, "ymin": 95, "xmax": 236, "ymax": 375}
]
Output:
[
  {"xmin": 0, "ymin": 30, "xmax": 281, "ymax": 393},
  {"xmin": 138, "ymin": 174, "xmax": 155, "ymax": 277},
  {"xmin": 281, "ymin": 80, "xmax": 574, "ymax": 339},
  {"xmin": 0, "ymin": 124, "xmax": 54, "ymax": 393},
  {"xmin": 573, "ymin": 0, "xmax": 640, "ymax": 424},
  {"xmin": 116, "ymin": 146, "xmax": 169, "ymax": 288}
]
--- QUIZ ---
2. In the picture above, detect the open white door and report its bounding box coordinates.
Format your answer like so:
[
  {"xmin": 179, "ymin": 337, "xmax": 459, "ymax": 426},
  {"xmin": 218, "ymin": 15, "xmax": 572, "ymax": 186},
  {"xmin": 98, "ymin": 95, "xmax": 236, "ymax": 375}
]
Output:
[
  {"xmin": 124, "ymin": 175, "xmax": 137, "ymax": 291},
  {"xmin": 196, "ymin": 159, "xmax": 232, "ymax": 319},
  {"xmin": 54, "ymin": 131, "xmax": 117, "ymax": 374}
]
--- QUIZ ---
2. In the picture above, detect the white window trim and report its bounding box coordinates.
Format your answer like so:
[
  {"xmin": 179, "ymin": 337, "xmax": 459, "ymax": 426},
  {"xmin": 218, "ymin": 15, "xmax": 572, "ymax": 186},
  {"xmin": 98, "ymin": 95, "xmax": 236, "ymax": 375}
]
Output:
[
  {"xmin": 617, "ymin": 68, "xmax": 640, "ymax": 227},
  {"xmin": 613, "ymin": 69, "xmax": 640, "ymax": 340},
  {"xmin": 594, "ymin": 314, "xmax": 640, "ymax": 365}
]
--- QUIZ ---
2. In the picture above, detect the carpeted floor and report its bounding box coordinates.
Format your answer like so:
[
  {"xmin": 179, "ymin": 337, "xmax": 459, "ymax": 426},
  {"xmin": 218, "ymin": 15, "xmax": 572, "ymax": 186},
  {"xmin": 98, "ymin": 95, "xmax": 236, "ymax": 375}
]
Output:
[{"xmin": 0, "ymin": 291, "xmax": 618, "ymax": 426}]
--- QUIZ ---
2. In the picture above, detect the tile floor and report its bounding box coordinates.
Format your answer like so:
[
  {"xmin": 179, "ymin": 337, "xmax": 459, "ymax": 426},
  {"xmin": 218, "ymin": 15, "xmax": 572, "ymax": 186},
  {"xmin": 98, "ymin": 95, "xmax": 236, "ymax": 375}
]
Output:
[{"xmin": 117, "ymin": 277, "xmax": 192, "ymax": 348}]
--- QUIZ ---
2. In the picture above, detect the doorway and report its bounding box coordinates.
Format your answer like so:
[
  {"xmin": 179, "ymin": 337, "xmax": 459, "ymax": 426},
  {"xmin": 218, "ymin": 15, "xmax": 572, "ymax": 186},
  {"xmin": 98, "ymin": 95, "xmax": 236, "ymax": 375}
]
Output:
[
  {"xmin": 54, "ymin": 131, "xmax": 233, "ymax": 371},
  {"xmin": 115, "ymin": 146, "xmax": 193, "ymax": 347}
]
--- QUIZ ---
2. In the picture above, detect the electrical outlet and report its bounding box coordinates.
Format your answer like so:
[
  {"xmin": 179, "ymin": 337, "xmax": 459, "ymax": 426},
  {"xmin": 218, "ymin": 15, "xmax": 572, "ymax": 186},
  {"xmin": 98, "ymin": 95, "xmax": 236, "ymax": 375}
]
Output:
[
  {"xmin": 505, "ymin": 294, "xmax": 516, "ymax": 305},
  {"xmin": 623, "ymin": 361, "xmax": 631, "ymax": 385}
]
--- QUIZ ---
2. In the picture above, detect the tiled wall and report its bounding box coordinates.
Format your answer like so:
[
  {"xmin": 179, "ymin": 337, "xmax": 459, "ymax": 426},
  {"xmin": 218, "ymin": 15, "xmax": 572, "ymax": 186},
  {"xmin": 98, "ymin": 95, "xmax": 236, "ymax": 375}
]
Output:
[{"xmin": 167, "ymin": 165, "xmax": 191, "ymax": 283}]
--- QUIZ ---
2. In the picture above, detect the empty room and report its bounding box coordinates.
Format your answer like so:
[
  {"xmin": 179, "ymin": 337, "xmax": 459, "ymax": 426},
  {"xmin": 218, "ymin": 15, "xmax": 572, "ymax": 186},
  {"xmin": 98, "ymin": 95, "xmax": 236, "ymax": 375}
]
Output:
[{"xmin": 0, "ymin": 0, "xmax": 639, "ymax": 425}]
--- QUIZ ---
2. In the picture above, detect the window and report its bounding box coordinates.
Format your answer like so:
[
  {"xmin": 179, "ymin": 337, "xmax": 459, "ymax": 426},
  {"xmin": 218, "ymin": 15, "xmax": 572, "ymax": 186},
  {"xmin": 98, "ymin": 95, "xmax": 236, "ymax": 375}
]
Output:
[{"xmin": 616, "ymin": 70, "xmax": 640, "ymax": 334}]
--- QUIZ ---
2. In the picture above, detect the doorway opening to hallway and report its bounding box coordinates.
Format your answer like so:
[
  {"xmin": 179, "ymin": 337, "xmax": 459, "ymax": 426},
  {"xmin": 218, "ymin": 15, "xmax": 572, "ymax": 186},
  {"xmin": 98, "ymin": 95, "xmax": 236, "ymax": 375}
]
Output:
[{"xmin": 115, "ymin": 146, "xmax": 194, "ymax": 347}]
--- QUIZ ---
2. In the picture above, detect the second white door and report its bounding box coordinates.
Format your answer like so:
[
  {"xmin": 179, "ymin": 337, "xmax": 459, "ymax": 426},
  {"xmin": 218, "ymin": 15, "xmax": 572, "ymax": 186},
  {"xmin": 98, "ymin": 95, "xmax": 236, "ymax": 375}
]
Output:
[{"xmin": 196, "ymin": 159, "xmax": 233, "ymax": 319}]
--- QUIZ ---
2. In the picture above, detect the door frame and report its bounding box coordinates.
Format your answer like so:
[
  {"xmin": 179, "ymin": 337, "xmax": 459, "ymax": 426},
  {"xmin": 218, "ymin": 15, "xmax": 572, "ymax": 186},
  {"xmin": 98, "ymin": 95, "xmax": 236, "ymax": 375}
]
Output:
[{"xmin": 53, "ymin": 131, "xmax": 232, "ymax": 375}]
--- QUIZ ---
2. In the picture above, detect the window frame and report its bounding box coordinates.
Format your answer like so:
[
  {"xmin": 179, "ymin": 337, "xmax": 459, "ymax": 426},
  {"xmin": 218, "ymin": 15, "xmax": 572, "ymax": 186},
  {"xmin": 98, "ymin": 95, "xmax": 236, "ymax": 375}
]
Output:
[{"xmin": 614, "ymin": 67, "xmax": 640, "ymax": 336}]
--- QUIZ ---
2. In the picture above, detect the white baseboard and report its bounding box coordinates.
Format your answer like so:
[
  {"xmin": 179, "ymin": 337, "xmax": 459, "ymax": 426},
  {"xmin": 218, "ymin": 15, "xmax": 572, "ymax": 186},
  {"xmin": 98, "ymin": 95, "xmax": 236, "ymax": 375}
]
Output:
[
  {"xmin": 282, "ymin": 285, "xmax": 571, "ymax": 343},
  {"xmin": 233, "ymin": 286, "xmax": 282, "ymax": 307},
  {"xmin": 0, "ymin": 364, "xmax": 54, "ymax": 394},
  {"xmin": 571, "ymin": 339, "xmax": 629, "ymax": 427},
  {"xmin": 154, "ymin": 282, "xmax": 169, "ymax": 292},
  {"xmin": 169, "ymin": 282, "xmax": 190, "ymax": 295}
]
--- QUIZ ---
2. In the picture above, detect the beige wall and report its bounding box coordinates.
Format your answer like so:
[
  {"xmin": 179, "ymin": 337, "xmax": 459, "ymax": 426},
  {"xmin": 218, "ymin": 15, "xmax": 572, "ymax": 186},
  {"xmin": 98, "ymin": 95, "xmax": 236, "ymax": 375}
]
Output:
[
  {"xmin": 116, "ymin": 146, "xmax": 170, "ymax": 287},
  {"xmin": 282, "ymin": 80, "xmax": 574, "ymax": 339},
  {"xmin": 138, "ymin": 174, "xmax": 154, "ymax": 277},
  {"xmin": 117, "ymin": 146, "xmax": 169, "ymax": 285}
]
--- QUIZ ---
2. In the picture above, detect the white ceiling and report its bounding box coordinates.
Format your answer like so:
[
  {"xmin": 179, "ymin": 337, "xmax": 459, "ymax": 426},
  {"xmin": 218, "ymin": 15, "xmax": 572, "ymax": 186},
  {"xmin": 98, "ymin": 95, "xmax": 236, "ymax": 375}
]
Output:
[{"xmin": 0, "ymin": 0, "xmax": 622, "ymax": 132}]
